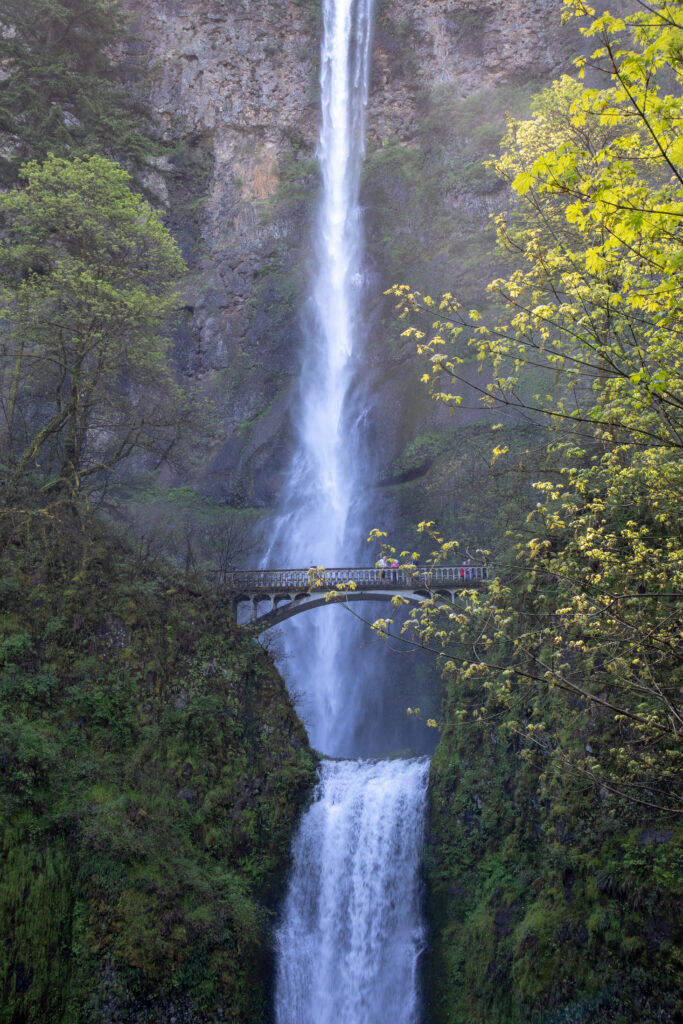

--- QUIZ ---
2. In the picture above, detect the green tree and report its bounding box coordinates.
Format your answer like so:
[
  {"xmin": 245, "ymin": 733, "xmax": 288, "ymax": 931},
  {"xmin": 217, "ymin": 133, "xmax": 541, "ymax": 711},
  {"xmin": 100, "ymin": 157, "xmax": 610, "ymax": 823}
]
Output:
[
  {"xmin": 0, "ymin": 153, "xmax": 190, "ymax": 504},
  {"xmin": 0, "ymin": 0, "xmax": 153, "ymax": 182},
  {"xmin": 385, "ymin": 0, "xmax": 682, "ymax": 807}
]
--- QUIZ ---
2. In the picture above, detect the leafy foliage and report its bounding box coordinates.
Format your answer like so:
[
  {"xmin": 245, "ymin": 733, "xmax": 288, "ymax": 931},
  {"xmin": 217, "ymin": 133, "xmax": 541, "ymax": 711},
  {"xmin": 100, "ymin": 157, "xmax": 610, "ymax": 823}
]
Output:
[
  {"xmin": 388, "ymin": 0, "xmax": 683, "ymax": 807},
  {"xmin": 379, "ymin": 4, "xmax": 682, "ymax": 1020},
  {"xmin": 0, "ymin": 511, "xmax": 316, "ymax": 1022},
  {"xmin": 0, "ymin": 154, "xmax": 194, "ymax": 506}
]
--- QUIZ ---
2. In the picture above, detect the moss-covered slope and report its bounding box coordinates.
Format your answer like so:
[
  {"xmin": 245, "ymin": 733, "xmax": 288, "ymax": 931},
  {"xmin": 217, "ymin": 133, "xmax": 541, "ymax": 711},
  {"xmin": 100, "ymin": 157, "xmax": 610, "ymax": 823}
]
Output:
[
  {"xmin": 424, "ymin": 675, "xmax": 681, "ymax": 1024},
  {"xmin": 0, "ymin": 518, "xmax": 316, "ymax": 1024}
]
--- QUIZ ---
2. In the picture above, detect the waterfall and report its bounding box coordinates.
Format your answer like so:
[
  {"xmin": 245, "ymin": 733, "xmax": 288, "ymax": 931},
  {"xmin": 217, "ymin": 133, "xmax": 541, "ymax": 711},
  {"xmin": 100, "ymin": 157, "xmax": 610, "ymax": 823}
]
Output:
[
  {"xmin": 275, "ymin": 759, "xmax": 429, "ymax": 1024},
  {"xmin": 264, "ymin": 0, "xmax": 375, "ymax": 757},
  {"xmin": 268, "ymin": 0, "xmax": 429, "ymax": 1019}
]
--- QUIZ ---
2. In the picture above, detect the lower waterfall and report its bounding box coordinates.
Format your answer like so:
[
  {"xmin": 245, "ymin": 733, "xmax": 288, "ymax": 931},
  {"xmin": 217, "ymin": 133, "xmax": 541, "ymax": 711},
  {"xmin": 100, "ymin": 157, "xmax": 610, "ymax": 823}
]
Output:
[{"xmin": 275, "ymin": 758, "xmax": 430, "ymax": 1024}]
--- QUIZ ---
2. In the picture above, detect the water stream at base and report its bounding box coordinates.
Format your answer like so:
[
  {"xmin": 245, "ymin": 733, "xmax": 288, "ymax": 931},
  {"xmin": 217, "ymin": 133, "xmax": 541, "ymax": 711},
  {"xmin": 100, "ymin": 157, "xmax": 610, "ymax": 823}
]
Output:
[{"xmin": 266, "ymin": 1, "xmax": 429, "ymax": 1020}]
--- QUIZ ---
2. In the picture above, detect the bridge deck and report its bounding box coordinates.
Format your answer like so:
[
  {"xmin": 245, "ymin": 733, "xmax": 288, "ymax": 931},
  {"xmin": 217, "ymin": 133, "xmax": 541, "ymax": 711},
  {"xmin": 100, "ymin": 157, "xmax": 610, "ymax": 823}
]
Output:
[
  {"xmin": 223, "ymin": 565, "xmax": 491, "ymax": 629},
  {"xmin": 224, "ymin": 564, "xmax": 491, "ymax": 593}
]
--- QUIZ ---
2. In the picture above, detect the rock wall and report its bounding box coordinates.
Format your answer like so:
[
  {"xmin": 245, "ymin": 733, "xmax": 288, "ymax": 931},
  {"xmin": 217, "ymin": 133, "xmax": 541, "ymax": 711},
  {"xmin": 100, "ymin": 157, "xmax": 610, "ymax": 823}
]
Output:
[
  {"xmin": 370, "ymin": 0, "xmax": 567, "ymax": 135},
  {"xmin": 128, "ymin": 0, "xmax": 572, "ymax": 507},
  {"xmin": 123, "ymin": 0, "xmax": 318, "ymax": 503}
]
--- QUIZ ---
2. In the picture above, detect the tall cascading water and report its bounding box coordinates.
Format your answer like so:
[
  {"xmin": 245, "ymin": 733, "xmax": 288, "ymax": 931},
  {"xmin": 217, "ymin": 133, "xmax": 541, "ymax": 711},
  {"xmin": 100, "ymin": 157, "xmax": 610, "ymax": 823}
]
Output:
[
  {"xmin": 264, "ymin": 0, "xmax": 375, "ymax": 757},
  {"xmin": 267, "ymin": 1, "xmax": 429, "ymax": 1020}
]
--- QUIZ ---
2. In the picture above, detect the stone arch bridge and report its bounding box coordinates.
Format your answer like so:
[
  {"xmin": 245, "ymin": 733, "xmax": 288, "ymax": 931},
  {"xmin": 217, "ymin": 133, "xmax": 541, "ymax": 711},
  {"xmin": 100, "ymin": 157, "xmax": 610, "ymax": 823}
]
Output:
[{"xmin": 224, "ymin": 565, "xmax": 492, "ymax": 632}]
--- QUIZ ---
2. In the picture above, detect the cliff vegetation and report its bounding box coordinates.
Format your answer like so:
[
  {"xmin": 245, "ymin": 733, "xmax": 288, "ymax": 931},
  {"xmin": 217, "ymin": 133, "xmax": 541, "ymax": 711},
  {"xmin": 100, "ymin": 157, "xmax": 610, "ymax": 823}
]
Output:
[
  {"xmin": 382, "ymin": 2, "xmax": 682, "ymax": 1019},
  {"xmin": 0, "ymin": 499, "xmax": 316, "ymax": 1024}
]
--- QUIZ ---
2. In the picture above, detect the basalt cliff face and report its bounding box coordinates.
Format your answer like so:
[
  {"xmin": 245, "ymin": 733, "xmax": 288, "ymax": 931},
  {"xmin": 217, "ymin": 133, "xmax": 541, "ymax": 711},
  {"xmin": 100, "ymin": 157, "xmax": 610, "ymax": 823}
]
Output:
[{"xmin": 127, "ymin": 0, "xmax": 572, "ymax": 509}]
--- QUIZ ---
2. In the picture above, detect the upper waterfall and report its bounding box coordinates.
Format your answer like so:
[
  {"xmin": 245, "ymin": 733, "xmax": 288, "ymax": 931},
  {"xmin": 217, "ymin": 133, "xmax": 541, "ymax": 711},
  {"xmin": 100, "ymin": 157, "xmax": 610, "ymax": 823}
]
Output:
[
  {"xmin": 263, "ymin": 0, "xmax": 374, "ymax": 756},
  {"xmin": 268, "ymin": 0, "xmax": 373, "ymax": 568}
]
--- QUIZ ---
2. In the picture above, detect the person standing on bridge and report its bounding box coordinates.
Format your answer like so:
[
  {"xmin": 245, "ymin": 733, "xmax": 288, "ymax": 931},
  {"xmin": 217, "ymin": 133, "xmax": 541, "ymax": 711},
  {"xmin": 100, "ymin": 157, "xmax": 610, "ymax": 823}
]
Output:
[
  {"xmin": 390, "ymin": 559, "xmax": 399, "ymax": 582},
  {"xmin": 377, "ymin": 555, "xmax": 387, "ymax": 580}
]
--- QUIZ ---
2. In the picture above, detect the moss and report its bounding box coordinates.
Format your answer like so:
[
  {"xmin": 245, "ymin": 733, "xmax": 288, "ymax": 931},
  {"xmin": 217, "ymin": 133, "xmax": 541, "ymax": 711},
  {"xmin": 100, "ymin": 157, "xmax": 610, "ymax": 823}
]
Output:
[
  {"xmin": 290, "ymin": 0, "xmax": 322, "ymax": 33},
  {"xmin": 423, "ymin": 630, "xmax": 681, "ymax": 1024},
  {"xmin": 0, "ymin": 508, "xmax": 317, "ymax": 1022},
  {"xmin": 110, "ymin": 478, "xmax": 266, "ymax": 576},
  {"xmin": 385, "ymin": 418, "xmax": 552, "ymax": 562},
  {"xmin": 165, "ymin": 130, "xmax": 216, "ymax": 257},
  {"xmin": 262, "ymin": 153, "xmax": 320, "ymax": 216},
  {"xmin": 0, "ymin": 834, "xmax": 75, "ymax": 1022},
  {"xmin": 362, "ymin": 83, "xmax": 538, "ymax": 312}
]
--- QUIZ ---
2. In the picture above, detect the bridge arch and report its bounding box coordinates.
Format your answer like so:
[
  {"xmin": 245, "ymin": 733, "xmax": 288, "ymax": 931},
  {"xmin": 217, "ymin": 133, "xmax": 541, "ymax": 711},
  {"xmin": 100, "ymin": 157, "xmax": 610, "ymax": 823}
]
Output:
[{"xmin": 251, "ymin": 588, "xmax": 427, "ymax": 632}]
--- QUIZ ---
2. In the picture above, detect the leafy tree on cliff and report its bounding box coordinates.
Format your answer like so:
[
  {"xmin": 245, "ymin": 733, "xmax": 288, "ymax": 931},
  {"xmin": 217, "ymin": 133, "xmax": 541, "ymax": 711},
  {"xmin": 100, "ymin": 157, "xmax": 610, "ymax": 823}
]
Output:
[
  {"xmin": 0, "ymin": 153, "xmax": 191, "ymax": 507},
  {"xmin": 385, "ymin": 0, "xmax": 683, "ymax": 809},
  {"xmin": 0, "ymin": 0, "xmax": 153, "ymax": 182}
]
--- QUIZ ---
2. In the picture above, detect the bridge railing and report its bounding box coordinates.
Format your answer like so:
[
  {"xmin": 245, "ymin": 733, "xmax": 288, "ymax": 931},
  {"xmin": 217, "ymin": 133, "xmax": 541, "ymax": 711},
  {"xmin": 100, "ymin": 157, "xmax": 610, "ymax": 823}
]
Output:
[{"xmin": 223, "ymin": 565, "xmax": 492, "ymax": 592}]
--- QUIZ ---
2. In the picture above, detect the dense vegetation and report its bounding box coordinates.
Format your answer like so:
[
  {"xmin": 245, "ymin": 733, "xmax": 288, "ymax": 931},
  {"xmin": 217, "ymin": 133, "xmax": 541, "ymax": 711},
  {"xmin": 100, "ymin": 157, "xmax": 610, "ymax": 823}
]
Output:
[
  {"xmin": 380, "ymin": 1, "xmax": 682, "ymax": 1019},
  {"xmin": 0, "ymin": 511, "xmax": 316, "ymax": 1023}
]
